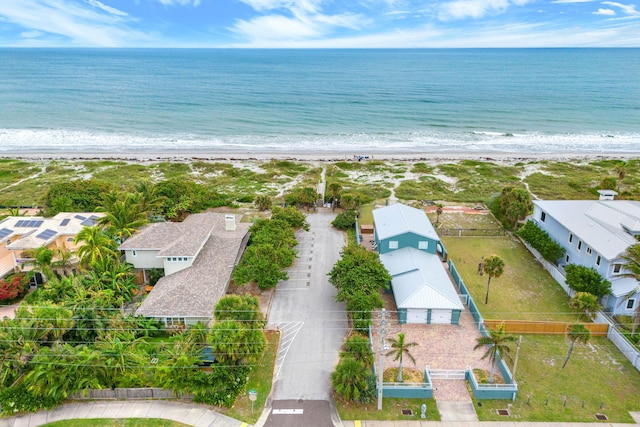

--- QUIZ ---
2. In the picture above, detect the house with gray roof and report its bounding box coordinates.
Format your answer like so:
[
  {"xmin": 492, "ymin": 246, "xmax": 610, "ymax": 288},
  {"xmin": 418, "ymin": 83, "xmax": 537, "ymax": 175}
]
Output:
[
  {"xmin": 532, "ymin": 193, "xmax": 640, "ymax": 316},
  {"xmin": 119, "ymin": 212, "xmax": 249, "ymax": 327},
  {"xmin": 373, "ymin": 203, "xmax": 462, "ymax": 324}
]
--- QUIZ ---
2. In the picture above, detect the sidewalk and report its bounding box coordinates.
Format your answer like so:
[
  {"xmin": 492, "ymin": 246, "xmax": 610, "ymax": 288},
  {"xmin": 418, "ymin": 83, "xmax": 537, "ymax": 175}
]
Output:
[
  {"xmin": 341, "ymin": 421, "xmax": 639, "ymax": 427},
  {"xmin": 0, "ymin": 400, "xmax": 251, "ymax": 427}
]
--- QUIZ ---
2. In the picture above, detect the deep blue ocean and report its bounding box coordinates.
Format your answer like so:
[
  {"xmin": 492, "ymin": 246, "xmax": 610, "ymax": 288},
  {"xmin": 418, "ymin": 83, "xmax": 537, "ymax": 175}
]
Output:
[{"xmin": 0, "ymin": 48, "xmax": 638, "ymax": 155}]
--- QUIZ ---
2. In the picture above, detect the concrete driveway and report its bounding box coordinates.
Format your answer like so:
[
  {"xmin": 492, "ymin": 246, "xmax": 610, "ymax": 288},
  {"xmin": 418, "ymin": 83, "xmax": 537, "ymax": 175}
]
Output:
[{"xmin": 264, "ymin": 209, "xmax": 348, "ymax": 425}]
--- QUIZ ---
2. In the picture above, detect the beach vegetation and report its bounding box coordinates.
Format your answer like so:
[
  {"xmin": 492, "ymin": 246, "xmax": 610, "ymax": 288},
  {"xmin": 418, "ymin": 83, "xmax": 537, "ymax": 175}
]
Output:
[
  {"xmin": 254, "ymin": 194, "xmax": 272, "ymax": 211},
  {"xmin": 490, "ymin": 186, "xmax": 532, "ymax": 230},
  {"xmin": 332, "ymin": 209, "xmax": 357, "ymax": 230},
  {"xmin": 284, "ymin": 186, "xmax": 318, "ymax": 210},
  {"xmin": 44, "ymin": 179, "xmax": 114, "ymax": 215},
  {"xmin": 599, "ymin": 176, "xmax": 617, "ymax": 191}
]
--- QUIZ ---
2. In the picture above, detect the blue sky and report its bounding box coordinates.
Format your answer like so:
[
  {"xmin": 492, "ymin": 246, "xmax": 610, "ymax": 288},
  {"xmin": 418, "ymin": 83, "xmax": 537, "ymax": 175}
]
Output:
[{"xmin": 0, "ymin": 0, "xmax": 638, "ymax": 47}]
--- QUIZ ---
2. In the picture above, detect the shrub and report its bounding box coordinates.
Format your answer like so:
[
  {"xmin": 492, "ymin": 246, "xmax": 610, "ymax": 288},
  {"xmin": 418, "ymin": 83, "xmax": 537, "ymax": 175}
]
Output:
[
  {"xmin": 0, "ymin": 274, "xmax": 29, "ymax": 303},
  {"xmin": 0, "ymin": 384, "xmax": 61, "ymax": 413},
  {"xmin": 565, "ymin": 264, "xmax": 612, "ymax": 298},
  {"xmin": 332, "ymin": 210, "xmax": 357, "ymax": 230},
  {"xmin": 517, "ymin": 220, "xmax": 566, "ymax": 263}
]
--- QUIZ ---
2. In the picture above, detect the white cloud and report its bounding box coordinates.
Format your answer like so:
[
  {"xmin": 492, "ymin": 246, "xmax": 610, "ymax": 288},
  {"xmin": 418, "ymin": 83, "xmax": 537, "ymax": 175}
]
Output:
[
  {"xmin": 20, "ymin": 30, "xmax": 44, "ymax": 38},
  {"xmin": 439, "ymin": 0, "xmax": 531, "ymax": 20},
  {"xmin": 602, "ymin": 1, "xmax": 640, "ymax": 15},
  {"xmin": 0, "ymin": 0, "xmax": 151, "ymax": 46},
  {"xmin": 594, "ymin": 7, "xmax": 616, "ymax": 14},
  {"xmin": 157, "ymin": 0, "xmax": 202, "ymax": 6},
  {"xmin": 551, "ymin": 0, "xmax": 594, "ymax": 3},
  {"xmin": 238, "ymin": 0, "xmax": 322, "ymax": 13},
  {"xmin": 85, "ymin": 0, "xmax": 128, "ymax": 16}
]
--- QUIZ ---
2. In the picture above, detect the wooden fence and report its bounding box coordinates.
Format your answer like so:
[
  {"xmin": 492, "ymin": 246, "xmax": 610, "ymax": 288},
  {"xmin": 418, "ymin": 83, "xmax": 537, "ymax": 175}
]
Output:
[
  {"xmin": 69, "ymin": 388, "xmax": 190, "ymax": 400},
  {"xmin": 484, "ymin": 319, "xmax": 609, "ymax": 336}
]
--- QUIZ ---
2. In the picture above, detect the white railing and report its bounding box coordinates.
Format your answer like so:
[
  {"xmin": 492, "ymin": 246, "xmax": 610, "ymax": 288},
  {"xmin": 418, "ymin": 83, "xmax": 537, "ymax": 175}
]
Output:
[
  {"xmin": 427, "ymin": 368, "xmax": 466, "ymax": 380},
  {"xmin": 595, "ymin": 312, "xmax": 640, "ymax": 370}
]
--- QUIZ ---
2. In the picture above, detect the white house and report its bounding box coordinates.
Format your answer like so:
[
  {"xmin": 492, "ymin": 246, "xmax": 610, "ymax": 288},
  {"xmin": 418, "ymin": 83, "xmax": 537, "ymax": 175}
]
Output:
[{"xmin": 532, "ymin": 194, "xmax": 640, "ymax": 316}]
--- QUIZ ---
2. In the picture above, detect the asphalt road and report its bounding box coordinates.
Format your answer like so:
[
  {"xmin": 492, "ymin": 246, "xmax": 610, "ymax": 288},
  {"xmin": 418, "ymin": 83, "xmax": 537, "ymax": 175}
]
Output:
[{"xmin": 265, "ymin": 210, "xmax": 347, "ymax": 425}]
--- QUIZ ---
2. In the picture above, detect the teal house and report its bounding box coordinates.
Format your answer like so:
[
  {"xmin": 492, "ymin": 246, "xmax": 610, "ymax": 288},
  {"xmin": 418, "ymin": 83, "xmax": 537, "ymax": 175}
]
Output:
[{"xmin": 373, "ymin": 203, "xmax": 462, "ymax": 325}]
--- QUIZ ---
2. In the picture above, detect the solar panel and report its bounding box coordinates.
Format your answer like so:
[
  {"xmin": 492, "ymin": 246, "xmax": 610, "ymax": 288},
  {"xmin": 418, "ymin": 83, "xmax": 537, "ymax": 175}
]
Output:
[
  {"xmin": 74, "ymin": 215, "xmax": 86, "ymax": 220},
  {"xmin": 0, "ymin": 228, "xmax": 13, "ymax": 239},
  {"xmin": 15, "ymin": 219, "xmax": 43, "ymax": 227},
  {"xmin": 81, "ymin": 215, "xmax": 100, "ymax": 227},
  {"xmin": 60, "ymin": 218, "xmax": 70, "ymax": 226},
  {"xmin": 36, "ymin": 229, "xmax": 57, "ymax": 240}
]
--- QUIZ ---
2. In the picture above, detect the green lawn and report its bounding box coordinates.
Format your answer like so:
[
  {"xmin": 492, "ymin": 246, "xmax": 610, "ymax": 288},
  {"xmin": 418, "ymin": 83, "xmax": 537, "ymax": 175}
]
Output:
[
  {"xmin": 443, "ymin": 236, "xmax": 574, "ymax": 322},
  {"xmin": 337, "ymin": 397, "xmax": 440, "ymax": 421},
  {"xmin": 43, "ymin": 420, "xmax": 189, "ymax": 427},
  {"xmin": 476, "ymin": 335, "xmax": 640, "ymax": 423}
]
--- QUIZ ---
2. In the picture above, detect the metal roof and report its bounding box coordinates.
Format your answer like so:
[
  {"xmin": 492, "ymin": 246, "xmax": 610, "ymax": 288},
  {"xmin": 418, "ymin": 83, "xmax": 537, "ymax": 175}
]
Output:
[
  {"xmin": 534, "ymin": 200, "xmax": 640, "ymax": 260},
  {"xmin": 380, "ymin": 247, "xmax": 463, "ymax": 311},
  {"xmin": 373, "ymin": 203, "xmax": 439, "ymax": 241}
]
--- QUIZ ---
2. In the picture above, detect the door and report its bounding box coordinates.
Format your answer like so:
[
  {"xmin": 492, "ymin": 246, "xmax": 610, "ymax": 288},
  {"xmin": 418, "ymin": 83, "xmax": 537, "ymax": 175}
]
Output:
[
  {"xmin": 430, "ymin": 309, "xmax": 452, "ymax": 324},
  {"xmin": 406, "ymin": 308, "xmax": 428, "ymax": 324}
]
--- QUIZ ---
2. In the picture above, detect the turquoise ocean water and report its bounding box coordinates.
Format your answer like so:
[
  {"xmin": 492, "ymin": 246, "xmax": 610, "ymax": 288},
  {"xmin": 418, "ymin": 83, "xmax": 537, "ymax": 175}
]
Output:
[{"xmin": 0, "ymin": 48, "xmax": 638, "ymax": 155}]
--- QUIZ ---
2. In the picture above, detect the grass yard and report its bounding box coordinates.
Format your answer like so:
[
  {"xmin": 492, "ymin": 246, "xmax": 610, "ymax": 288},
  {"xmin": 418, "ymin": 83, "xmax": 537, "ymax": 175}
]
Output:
[
  {"xmin": 443, "ymin": 235, "xmax": 574, "ymax": 322},
  {"xmin": 218, "ymin": 330, "xmax": 278, "ymax": 424},
  {"xmin": 476, "ymin": 335, "xmax": 640, "ymax": 423},
  {"xmin": 43, "ymin": 420, "xmax": 190, "ymax": 427},
  {"xmin": 337, "ymin": 397, "xmax": 440, "ymax": 421}
]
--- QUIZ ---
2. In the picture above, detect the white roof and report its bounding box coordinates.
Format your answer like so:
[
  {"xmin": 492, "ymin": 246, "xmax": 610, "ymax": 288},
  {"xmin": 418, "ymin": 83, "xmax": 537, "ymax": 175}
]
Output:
[
  {"xmin": 373, "ymin": 203, "xmax": 438, "ymax": 241},
  {"xmin": 534, "ymin": 200, "xmax": 640, "ymax": 260},
  {"xmin": 380, "ymin": 247, "xmax": 463, "ymax": 310}
]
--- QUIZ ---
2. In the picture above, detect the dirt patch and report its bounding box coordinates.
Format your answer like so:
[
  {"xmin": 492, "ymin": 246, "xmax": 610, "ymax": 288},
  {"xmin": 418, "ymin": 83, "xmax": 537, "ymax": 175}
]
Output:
[
  {"xmin": 227, "ymin": 282, "xmax": 275, "ymax": 319},
  {"xmin": 384, "ymin": 367, "xmax": 424, "ymax": 383}
]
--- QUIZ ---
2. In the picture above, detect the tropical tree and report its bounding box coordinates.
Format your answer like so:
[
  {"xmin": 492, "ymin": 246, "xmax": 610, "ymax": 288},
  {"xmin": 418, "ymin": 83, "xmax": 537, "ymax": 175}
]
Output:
[
  {"xmin": 327, "ymin": 182, "xmax": 342, "ymax": 211},
  {"xmin": 341, "ymin": 333, "xmax": 374, "ymax": 367},
  {"xmin": 615, "ymin": 161, "xmax": 627, "ymax": 192},
  {"xmin": 562, "ymin": 323, "xmax": 591, "ymax": 369},
  {"xmin": 497, "ymin": 186, "xmax": 532, "ymax": 230},
  {"xmin": 51, "ymin": 243, "xmax": 75, "ymax": 275},
  {"xmin": 271, "ymin": 206, "xmax": 309, "ymax": 230},
  {"xmin": 570, "ymin": 292, "xmax": 600, "ymax": 321},
  {"xmin": 254, "ymin": 194, "xmax": 272, "ymax": 211},
  {"xmin": 329, "ymin": 244, "xmax": 391, "ymax": 302},
  {"xmin": 483, "ymin": 255, "xmax": 505, "ymax": 304},
  {"xmin": 385, "ymin": 333, "xmax": 418, "ymax": 382},
  {"xmin": 98, "ymin": 192, "xmax": 147, "ymax": 243},
  {"xmin": 208, "ymin": 320, "xmax": 266, "ymax": 365},
  {"xmin": 474, "ymin": 323, "xmax": 517, "ymax": 383},
  {"xmin": 331, "ymin": 357, "xmax": 372, "ymax": 402},
  {"xmin": 435, "ymin": 203, "xmax": 444, "ymax": 226},
  {"xmin": 24, "ymin": 246, "xmax": 54, "ymax": 277},
  {"xmin": 74, "ymin": 225, "xmax": 118, "ymax": 268},
  {"xmin": 214, "ymin": 295, "xmax": 265, "ymax": 328},
  {"xmin": 620, "ymin": 243, "xmax": 640, "ymax": 334}
]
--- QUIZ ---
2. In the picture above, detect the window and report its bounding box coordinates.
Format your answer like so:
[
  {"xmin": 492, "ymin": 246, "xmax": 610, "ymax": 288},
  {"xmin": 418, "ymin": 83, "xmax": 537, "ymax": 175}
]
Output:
[
  {"xmin": 565, "ymin": 255, "xmax": 570, "ymax": 264},
  {"xmin": 540, "ymin": 212, "xmax": 546, "ymax": 222},
  {"xmin": 132, "ymin": 250, "xmax": 137, "ymax": 257},
  {"xmin": 613, "ymin": 263, "xmax": 623, "ymax": 274},
  {"xmin": 568, "ymin": 234, "xmax": 573, "ymax": 244},
  {"xmin": 577, "ymin": 241, "xmax": 582, "ymax": 251},
  {"xmin": 596, "ymin": 255, "xmax": 601, "ymax": 266},
  {"xmin": 418, "ymin": 241, "xmax": 429, "ymax": 250},
  {"xmin": 586, "ymin": 247, "xmax": 592, "ymax": 255},
  {"xmin": 389, "ymin": 241, "xmax": 399, "ymax": 249},
  {"xmin": 627, "ymin": 299, "xmax": 636, "ymax": 310}
]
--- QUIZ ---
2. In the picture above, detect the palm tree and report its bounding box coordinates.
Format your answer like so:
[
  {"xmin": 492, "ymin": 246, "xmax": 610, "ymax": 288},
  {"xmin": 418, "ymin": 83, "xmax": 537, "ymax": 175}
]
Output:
[
  {"xmin": 385, "ymin": 333, "xmax": 418, "ymax": 382},
  {"xmin": 331, "ymin": 357, "xmax": 371, "ymax": 402},
  {"xmin": 620, "ymin": 243, "xmax": 640, "ymax": 334},
  {"xmin": 570, "ymin": 292, "xmax": 600, "ymax": 321},
  {"xmin": 435, "ymin": 203, "xmax": 444, "ymax": 226},
  {"xmin": 474, "ymin": 323, "xmax": 517, "ymax": 383},
  {"xmin": 615, "ymin": 161, "xmax": 627, "ymax": 193},
  {"xmin": 562, "ymin": 323, "xmax": 591, "ymax": 368},
  {"xmin": 483, "ymin": 255, "xmax": 505, "ymax": 304},
  {"xmin": 98, "ymin": 193, "xmax": 147, "ymax": 243},
  {"xmin": 328, "ymin": 183, "xmax": 342, "ymax": 211},
  {"xmin": 51, "ymin": 243, "xmax": 75, "ymax": 275},
  {"xmin": 74, "ymin": 226, "xmax": 118, "ymax": 268}
]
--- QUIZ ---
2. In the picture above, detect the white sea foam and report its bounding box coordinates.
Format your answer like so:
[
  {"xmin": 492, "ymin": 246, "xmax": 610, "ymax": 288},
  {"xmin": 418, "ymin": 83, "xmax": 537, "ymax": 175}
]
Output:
[{"xmin": 0, "ymin": 128, "xmax": 638, "ymax": 155}]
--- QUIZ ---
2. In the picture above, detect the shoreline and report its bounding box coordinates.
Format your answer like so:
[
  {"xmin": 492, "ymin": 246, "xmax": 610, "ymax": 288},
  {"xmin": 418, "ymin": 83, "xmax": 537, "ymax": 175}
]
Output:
[{"xmin": 2, "ymin": 150, "xmax": 640, "ymax": 164}]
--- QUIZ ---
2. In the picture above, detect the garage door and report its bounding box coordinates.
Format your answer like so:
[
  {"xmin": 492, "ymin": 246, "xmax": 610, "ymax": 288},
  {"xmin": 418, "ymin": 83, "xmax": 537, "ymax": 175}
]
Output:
[
  {"xmin": 406, "ymin": 308, "xmax": 428, "ymax": 324},
  {"xmin": 430, "ymin": 309, "xmax": 452, "ymax": 324}
]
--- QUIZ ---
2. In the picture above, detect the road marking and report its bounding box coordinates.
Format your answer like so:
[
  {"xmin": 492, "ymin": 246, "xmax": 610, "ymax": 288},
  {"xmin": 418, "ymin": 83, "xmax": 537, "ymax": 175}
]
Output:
[
  {"xmin": 268, "ymin": 321, "xmax": 304, "ymax": 380},
  {"xmin": 354, "ymin": 422, "xmax": 361, "ymax": 427},
  {"xmin": 272, "ymin": 409, "xmax": 304, "ymax": 415}
]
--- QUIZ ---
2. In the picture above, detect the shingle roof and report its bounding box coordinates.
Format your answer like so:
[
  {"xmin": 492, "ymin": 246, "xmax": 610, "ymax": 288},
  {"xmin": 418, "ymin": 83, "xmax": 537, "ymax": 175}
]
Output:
[
  {"xmin": 380, "ymin": 247, "xmax": 463, "ymax": 310},
  {"xmin": 135, "ymin": 214, "xmax": 249, "ymax": 319},
  {"xmin": 373, "ymin": 203, "xmax": 439, "ymax": 241},
  {"xmin": 119, "ymin": 212, "xmax": 221, "ymax": 257},
  {"xmin": 534, "ymin": 200, "xmax": 640, "ymax": 260}
]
